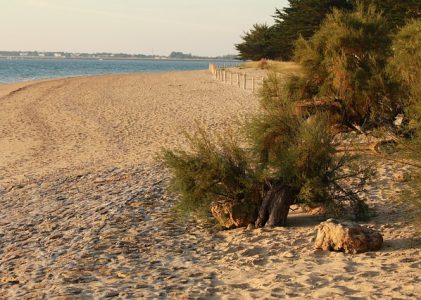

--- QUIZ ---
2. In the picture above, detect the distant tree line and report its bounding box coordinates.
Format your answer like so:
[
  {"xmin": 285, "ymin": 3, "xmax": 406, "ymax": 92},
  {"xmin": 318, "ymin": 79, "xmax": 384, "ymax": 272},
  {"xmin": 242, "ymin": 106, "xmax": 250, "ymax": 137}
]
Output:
[
  {"xmin": 236, "ymin": 0, "xmax": 421, "ymax": 61},
  {"xmin": 169, "ymin": 51, "xmax": 238, "ymax": 60},
  {"xmin": 0, "ymin": 51, "xmax": 238, "ymax": 60}
]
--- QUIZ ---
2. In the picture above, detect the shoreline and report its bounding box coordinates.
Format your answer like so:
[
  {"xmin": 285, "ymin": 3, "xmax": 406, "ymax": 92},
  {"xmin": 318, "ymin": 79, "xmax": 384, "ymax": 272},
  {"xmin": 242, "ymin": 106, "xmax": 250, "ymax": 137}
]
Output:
[
  {"xmin": 0, "ymin": 68, "xmax": 210, "ymax": 85},
  {"xmin": 0, "ymin": 68, "xmax": 222, "ymax": 85}
]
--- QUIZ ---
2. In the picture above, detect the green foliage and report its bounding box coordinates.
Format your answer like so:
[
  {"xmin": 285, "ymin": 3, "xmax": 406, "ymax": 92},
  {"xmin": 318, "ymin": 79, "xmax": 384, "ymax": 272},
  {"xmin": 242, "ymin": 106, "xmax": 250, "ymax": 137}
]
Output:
[
  {"xmin": 250, "ymin": 81, "xmax": 370, "ymax": 219},
  {"xmin": 162, "ymin": 80, "xmax": 370, "ymax": 223},
  {"xmin": 258, "ymin": 72, "xmax": 290, "ymax": 109},
  {"xmin": 273, "ymin": 0, "xmax": 354, "ymax": 60},
  {"xmin": 235, "ymin": 24, "xmax": 278, "ymax": 61},
  {"xmin": 293, "ymin": 4, "xmax": 403, "ymax": 127},
  {"xmin": 365, "ymin": 0, "xmax": 421, "ymax": 31},
  {"xmin": 389, "ymin": 19, "xmax": 421, "ymax": 233},
  {"xmin": 237, "ymin": 0, "xmax": 421, "ymax": 62},
  {"xmin": 388, "ymin": 19, "xmax": 421, "ymax": 129},
  {"xmin": 160, "ymin": 129, "xmax": 262, "ymax": 220}
]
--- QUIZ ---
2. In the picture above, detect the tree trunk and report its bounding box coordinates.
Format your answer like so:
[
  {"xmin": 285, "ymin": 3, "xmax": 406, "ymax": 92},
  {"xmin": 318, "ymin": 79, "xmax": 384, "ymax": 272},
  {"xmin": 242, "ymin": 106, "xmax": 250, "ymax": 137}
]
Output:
[{"xmin": 255, "ymin": 184, "xmax": 292, "ymax": 228}]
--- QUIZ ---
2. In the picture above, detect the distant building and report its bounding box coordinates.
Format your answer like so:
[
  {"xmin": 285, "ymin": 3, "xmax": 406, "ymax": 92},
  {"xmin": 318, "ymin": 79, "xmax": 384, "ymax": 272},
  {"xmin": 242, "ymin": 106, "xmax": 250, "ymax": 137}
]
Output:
[
  {"xmin": 54, "ymin": 53, "xmax": 63, "ymax": 58},
  {"xmin": 19, "ymin": 52, "xmax": 28, "ymax": 56}
]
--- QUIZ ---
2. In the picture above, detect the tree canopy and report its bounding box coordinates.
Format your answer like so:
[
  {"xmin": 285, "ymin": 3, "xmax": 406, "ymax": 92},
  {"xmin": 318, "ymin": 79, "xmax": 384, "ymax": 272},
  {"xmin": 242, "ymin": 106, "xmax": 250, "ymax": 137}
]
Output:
[
  {"xmin": 236, "ymin": 0, "xmax": 421, "ymax": 61},
  {"xmin": 273, "ymin": 0, "xmax": 353, "ymax": 60},
  {"xmin": 235, "ymin": 24, "xmax": 277, "ymax": 61}
]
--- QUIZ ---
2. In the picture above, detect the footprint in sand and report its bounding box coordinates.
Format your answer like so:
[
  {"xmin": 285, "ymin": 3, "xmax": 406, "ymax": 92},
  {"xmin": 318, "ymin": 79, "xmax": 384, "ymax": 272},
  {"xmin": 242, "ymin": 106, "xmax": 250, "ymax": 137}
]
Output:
[{"xmin": 241, "ymin": 247, "xmax": 264, "ymax": 257}]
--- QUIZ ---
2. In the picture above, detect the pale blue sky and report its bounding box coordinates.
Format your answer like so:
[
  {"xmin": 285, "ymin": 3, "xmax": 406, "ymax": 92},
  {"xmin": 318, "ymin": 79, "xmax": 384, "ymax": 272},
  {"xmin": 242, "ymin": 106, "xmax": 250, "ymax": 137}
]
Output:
[{"xmin": 1, "ymin": 0, "xmax": 288, "ymax": 56}]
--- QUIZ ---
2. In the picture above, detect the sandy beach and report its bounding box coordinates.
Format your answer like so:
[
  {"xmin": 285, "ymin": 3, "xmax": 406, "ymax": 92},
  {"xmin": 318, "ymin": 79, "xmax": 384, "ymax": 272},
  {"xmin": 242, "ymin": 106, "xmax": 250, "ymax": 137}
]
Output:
[{"xmin": 0, "ymin": 71, "xmax": 419, "ymax": 299}]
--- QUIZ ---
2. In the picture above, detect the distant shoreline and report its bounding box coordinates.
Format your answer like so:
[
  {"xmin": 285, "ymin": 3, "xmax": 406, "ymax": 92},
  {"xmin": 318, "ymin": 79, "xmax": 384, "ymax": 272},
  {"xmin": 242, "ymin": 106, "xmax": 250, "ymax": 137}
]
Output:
[{"xmin": 0, "ymin": 56, "xmax": 241, "ymax": 62}]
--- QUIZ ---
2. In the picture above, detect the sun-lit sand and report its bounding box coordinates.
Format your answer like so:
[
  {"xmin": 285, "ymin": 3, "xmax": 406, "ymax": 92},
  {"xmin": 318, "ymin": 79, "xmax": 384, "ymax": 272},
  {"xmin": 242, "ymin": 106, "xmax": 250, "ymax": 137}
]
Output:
[
  {"xmin": 0, "ymin": 71, "xmax": 258, "ymax": 184},
  {"xmin": 0, "ymin": 71, "xmax": 419, "ymax": 299}
]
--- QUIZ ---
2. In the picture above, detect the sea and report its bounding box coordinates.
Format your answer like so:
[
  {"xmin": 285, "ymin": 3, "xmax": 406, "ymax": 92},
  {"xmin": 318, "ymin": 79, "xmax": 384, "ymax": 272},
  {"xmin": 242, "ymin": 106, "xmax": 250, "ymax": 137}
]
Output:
[{"xmin": 0, "ymin": 58, "xmax": 239, "ymax": 84}]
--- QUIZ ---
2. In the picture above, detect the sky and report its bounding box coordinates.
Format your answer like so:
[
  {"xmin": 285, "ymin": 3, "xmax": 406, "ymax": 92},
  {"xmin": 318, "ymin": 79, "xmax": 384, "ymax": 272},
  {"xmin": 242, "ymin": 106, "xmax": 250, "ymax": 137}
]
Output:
[{"xmin": 0, "ymin": 0, "xmax": 288, "ymax": 56}]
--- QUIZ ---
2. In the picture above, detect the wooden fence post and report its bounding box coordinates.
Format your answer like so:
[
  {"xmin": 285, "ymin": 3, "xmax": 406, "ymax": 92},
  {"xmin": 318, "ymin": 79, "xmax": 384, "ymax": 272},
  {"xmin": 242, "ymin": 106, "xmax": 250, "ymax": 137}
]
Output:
[
  {"xmin": 244, "ymin": 73, "xmax": 247, "ymax": 90},
  {"xmin": 237, "ymin": 74, "xmax": 241, "ymax": 87},
  {"xmin": 252, "ymin": 77, "xmax": 255, "ymax": 93}
]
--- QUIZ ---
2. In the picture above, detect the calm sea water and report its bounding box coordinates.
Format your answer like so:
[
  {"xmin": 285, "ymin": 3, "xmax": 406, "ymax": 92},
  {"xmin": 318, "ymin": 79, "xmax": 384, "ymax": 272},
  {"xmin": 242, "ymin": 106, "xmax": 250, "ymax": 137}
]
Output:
[{"xmin": 0, "ymin": 58, "xmax": 238, "ymax": 83}]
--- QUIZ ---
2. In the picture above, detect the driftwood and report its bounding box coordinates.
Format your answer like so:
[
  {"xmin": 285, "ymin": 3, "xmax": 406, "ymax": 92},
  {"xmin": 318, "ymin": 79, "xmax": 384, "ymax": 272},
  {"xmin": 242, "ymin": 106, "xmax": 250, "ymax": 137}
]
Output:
[
  {"xmin": 335, "ymin": 131, "xmax": 399, "ymax": 155},
  {"xmin": 335, "ymin": 140, "xmax": 396, "ymax": 154},
  {"xmin": 255, "ymin": 184, "xmax": 292, "ymax": 228}
]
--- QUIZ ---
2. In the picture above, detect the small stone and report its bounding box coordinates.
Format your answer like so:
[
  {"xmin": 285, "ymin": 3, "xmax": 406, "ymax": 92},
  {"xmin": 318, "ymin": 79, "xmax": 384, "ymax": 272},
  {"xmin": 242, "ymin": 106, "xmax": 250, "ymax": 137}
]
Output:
[
  {"xmin": 116, "ymin": 272, "xmax": 128, "ymax": 278},
  {"xmin": 283, "ymin": 251, "xmax": 295, "ymax": 258},
  {"xmin": 394, "ymin": 114, "xmax": 404, "ymax": 127}
]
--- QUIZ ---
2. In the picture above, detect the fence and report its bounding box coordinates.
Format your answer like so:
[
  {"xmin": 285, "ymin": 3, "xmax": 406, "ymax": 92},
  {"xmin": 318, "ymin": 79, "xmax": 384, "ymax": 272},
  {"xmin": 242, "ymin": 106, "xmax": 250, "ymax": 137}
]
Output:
[{"xmin": 209, "ymin": 63, "xmax": 265, "ymax": 93}]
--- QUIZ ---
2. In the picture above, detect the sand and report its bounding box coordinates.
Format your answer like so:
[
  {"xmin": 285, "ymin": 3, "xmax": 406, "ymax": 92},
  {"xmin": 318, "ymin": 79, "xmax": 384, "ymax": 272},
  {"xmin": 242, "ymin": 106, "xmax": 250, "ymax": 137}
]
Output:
[{"xmin": 0, "ymin": 70, "xmax": 419, "ymax": 299}]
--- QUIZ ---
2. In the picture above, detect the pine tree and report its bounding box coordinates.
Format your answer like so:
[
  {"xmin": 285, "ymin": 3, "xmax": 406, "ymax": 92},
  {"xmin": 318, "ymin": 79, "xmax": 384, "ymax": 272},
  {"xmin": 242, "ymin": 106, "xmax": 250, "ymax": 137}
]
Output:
[
  {"xmin": 272, "ymin": 0, "xmax": 354, "ymax": 60},
  {"xmin": 235, "ymin": 24, "xmax": 278, "ymax": 61},
  {"xmin": 367, "ymin": 0, "xmax": 421, "ymax": 31}
]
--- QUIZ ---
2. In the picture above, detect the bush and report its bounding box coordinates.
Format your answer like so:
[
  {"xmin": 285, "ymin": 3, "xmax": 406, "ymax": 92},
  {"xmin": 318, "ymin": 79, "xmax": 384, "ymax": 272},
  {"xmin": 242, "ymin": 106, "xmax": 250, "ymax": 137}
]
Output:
[
  {"xmin": 162, "ymin": 86, "xmax": 370, "ymax": 226},
  {"xmin": 293, "ymin": 4, "xmax": 403, "ymax": 127},
  {"xmin": 160, "ymin": 129, "xmax": 262, "ymax": 221},
  {"xmin": 389, "ymin": 19, "xmax": 421, "ymax": 233},
  {"xmin": 388, "ymin": 19, "xmax": 421, "ymax": 130},
  {"xmin": 250, "ymin": 83, "xmax": 370, "ymax": 219}
]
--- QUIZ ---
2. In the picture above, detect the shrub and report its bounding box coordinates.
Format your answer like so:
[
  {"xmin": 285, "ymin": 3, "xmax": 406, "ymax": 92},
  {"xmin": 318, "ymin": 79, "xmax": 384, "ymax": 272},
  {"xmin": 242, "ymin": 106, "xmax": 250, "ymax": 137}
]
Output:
[
  {"xmin": 388, "ymin": 19, "xmax": 421, "ymax": 130},
  {"xmin": 162, "ymin": 88, "xmax": 370, "ymax": 226},
  {"xmin": 293, "ymin": 4, "xmax": 403, "ymax": 127},
  {"xmin": 249, "ymin": 87, "xmax": 370, "ymax": 220},
  {"xmin": 160, "ymin": 129, "xmax": 262, "ymax": 221},
  {"xmin": 389, "ymin": 19, "xmax": 421, "ymax": 233}
]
